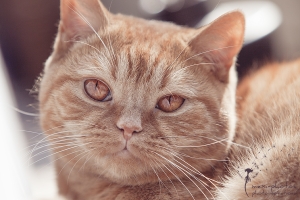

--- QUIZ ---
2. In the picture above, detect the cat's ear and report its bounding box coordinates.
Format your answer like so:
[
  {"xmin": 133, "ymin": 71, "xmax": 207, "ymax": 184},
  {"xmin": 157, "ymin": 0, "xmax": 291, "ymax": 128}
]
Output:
[
  {"xmin": 59, "ymin": 0, "xmax": 109, "ymax": 41},
  {"xmin": 190, "ymin": 11, "xmax": 245, "ymax": 81}
]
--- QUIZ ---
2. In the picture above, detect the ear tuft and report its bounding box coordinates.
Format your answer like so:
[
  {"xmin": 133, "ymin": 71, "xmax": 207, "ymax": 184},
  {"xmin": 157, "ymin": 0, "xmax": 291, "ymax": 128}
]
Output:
[{"xmin": 190, "ymin": 11, "xmax": 245, "ymax": 81}]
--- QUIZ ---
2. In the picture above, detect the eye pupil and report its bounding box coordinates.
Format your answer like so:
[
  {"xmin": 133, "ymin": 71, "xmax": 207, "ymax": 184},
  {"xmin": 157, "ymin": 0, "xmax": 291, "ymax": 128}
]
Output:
[
  {"xmin": 168, "ymin": 96, "xmax": 172, "ymax": 103},
  {"xmin": 84, "ymin": 79, "xmax": 112, "ymax": 101},
  {"xmin": 157, "ymin": 95, "xmax": 184, "ymax": 112}
]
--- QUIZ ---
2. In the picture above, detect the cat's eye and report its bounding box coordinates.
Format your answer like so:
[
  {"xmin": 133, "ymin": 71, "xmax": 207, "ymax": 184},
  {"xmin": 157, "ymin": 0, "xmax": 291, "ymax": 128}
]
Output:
[
  {"xmin": 84, "ymin": 79, "xmax": 112, "ymax": 101},
  {"xmin": 156, "ymin": 95, "xmax": 184, "ymax": 112}
]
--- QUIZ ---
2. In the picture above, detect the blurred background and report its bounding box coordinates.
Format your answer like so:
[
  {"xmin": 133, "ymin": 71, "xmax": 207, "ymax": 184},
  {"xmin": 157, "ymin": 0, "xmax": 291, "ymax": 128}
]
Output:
[{"xmin": 0, "ymin": 0, "xmax": 299, "ymax": 199}]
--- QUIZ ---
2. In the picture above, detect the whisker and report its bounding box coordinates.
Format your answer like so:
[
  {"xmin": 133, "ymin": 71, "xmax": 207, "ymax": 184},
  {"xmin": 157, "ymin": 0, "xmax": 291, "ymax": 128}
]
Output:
[
  {"xmin": 160, "ymin": 161, "xmax": 196, "ymax": 200},
  {"xmin": 79, "ymin": 151, "xmax": 95, "ymax": 171},
  {"xmin": 157, "ymin": 145, "xmax": 227, "ymax": 162},
  {"xmin": 67, "ymin": 5, "xmax": 116, "ymax": 68},
  {"xmin": 149, "ymin": 163, "xmax": 164, "ymax": 198},
  {"xmin": 28, "ymin": 141, "xmax": 81, "ymax": 161},
  {"xmin": 158, "ymin": 135, "xmax": 223, "ymax": 140},
  {"xmin": 64, "ymin": 40, "xmax": 112, "ymax": 68},
  {"xmin": 168, "ymin": 150, "xmax": 224, "ymax": 191},
  {"xmin": 167, "ymin": 44, "xmax": 189, "ymax": 69},
  {"xmin": 174, "ymin": 138, "xmax": 228, "ymax": 148},
  {"xmin": 154, "ymin": 146, "xmax": 230, "ymax": 199},
  {"xmin": 172, "ymin": 62, "xmax": 215, "ymax": 76},
  {"xmin": 65, "ymin": 40, "xmax": 101, "ymax": 54},
  {"xmin": 20, "ymin": 130, "xmax": 44, "ymax": 140},
  {"xmin": 159, "ymin": 135, "xmax": 228, "ymax": 148},
  {"xmin": 29, "ymin": 130, "xmax": 74, "ymax": 156},
  {"xmin": 227, "ymin": 140, "xmax": 251, "ymax": 150},
  {"xmin": 152, "ymin": 159, "xmax": 179, "ymax": 198},
  {"xmin": 29, "ymin": 142, "xmax": 93, "ymax": 167},
  {"xmin": 28, "ymin": 122, "xmax": 94, "ymax": 141},
  {"xmin": 103, "ymin": 0, "xmax": 117, "ymax": 63},
  {"xmin": 29, "ymin": 122, "xmax": 94, "ymax": 157},
  {"xmin": 173, "ymin": 160, "xmax": 212, "ymax": 200},
  {"xmin": 151, "ymin": 151, "xmax": 198, "ymax": 200},
  {"xmin": 25, "ymin": 134, "xmax": 85, "ymax": 151},
  {"xmin": 167, "ymin": 161, "xmax": 209, "ymax": 199},
  {"xmin": 45, "ymin": 148, "xmax": 85, "ymax": 167},
  {"xmin": 67, "ymin": 150, "xmax": 90, "ymax": 183},
  {"xmin": 67, "ymin": 5, "xmax": 110, "ymax": 55},
  {"xmin": 11, "ymin": 106, "xmax": 39, "ymax": 117},
  {"xmin": 180, "ymin": 45, "xmax": 237, "ymax": 65}
]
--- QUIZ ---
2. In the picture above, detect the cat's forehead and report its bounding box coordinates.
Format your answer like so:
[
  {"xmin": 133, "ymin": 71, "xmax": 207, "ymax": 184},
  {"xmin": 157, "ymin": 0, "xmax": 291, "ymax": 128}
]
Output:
[
  {"xmin": 60, "ymin": 16, "xmax": 208, "ymax": 98},
  {"xmin": 110, "ymin": 14, "xmax": 192, "ymax": 42},
  {"xmin": 68, "ymin": 15, "xmax": 199, "ymax": 77},
  {"xmin": 73, "ymin": 41, "xmax": 199, "ymax": 94},
  {"xmin": 68, "ymin": 36, "xmax": 203, "ymax": 101}
]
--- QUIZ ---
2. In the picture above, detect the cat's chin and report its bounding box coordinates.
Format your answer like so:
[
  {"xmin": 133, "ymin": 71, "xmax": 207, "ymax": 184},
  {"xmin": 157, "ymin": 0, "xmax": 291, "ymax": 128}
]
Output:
[
  {"xmin": 96, "ymin": 154, "xmax": 154, "ymax": 185},
  {"xmin": 89, "ymin": 144, "xmax": 161, "ymax": 185}
]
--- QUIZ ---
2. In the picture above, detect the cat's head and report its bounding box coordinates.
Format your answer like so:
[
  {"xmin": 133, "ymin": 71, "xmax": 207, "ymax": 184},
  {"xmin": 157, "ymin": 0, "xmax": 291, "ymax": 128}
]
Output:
[{"xmin": 39, "ymin": 0, "xmax": 244, "ymax": 185}]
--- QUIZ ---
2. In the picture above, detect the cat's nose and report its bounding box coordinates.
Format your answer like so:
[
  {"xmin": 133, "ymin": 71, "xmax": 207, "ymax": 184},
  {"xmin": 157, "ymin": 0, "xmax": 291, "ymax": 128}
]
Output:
[{"xmin": 117, "ymin": 122, "xmax": 143, "ymax": 141}]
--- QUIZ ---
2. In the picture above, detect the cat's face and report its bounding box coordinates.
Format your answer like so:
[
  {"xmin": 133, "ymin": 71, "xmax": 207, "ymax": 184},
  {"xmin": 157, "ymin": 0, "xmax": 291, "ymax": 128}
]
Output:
[{"xmin": 39, "ymin": 0, "xmax": 244, "ymax": 185}]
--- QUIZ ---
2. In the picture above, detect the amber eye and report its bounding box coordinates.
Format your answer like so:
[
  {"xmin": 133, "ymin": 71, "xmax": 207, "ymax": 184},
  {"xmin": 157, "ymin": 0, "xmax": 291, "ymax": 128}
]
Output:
[
  {"xmin": 84, "ymin": 79, "xmax": 112, "ymax": 101},
  {"xmin": 156, "ymin": 95, "xmax": 185, "ymax": 112}
]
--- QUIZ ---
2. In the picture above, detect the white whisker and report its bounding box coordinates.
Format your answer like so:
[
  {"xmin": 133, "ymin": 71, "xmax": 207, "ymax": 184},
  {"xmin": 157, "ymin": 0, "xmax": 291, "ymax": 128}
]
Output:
[
  {"xmin": 227, "ymin": 141, "xmax": 251, "ymax": 150},
  {"xmin": 67, "ymin": 6, "xmax": 110, "ymax": 54},
  {"xmin": 151, "ymin": 151, "xmax": 201, "ymax": 200},
  {"xmin": 29, "ymin": 122, "xmax": 93, "ymax": 157},
  {"xmin": 152, "ymin": 159, "xmax": 179, "ymax": 198},
  {"xmin": 161, "ymin": 162, "xmax": 195, "ymax": 200},
  {"xmin": 29, "ymin": 142, "xmax": 92, "ymax": 167},
  {"xmin": 151, "ymin": 150, "xmax": 205, "ymax": 200},
  {"xmin": 157, "ymin": 145, "xmax": 227, "ymax": 162},
  {"xmin": 67, "ymin": 150, "xmax": 90, "ymax": 183},
  {"xmin": 174, "ymin": 138, "xmax": 228, "ymax": 148},
  {"xmin": 11, "ymin": 106, "xmax": 39, "ymax": 117},
  {"xmin": 181, "ymin": 45, "xmax": 236, "ymax": 64},
  {"xmin": 149, "ymin": 163, "xmax": 164, "ymax": 198}
]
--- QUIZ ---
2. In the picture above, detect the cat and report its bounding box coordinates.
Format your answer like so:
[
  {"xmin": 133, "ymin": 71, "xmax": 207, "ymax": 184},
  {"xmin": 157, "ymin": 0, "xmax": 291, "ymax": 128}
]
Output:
[
  {"xmin": 215, "ymin": 60, "xmax": 300, "ymax": 199},
  {"xmin": 37, "ymin": 0, "xmax": 245, "ymax": 199}
]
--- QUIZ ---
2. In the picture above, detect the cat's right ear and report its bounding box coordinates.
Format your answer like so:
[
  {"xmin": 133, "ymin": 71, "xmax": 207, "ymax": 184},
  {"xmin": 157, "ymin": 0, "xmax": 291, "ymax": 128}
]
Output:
[
  {"xmin": 59, "ymin": 0, "xmax": 109, "ymax": 41},
  {"xmin": 189, "ymin": 11, "xmax": 245, "ymax": 82}
]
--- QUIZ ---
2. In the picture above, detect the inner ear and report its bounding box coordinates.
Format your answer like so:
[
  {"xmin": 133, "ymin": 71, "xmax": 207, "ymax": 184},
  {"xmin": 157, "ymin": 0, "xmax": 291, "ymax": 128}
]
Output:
[
  {"xmin": 50, "ymin": 0, "xmax": 110, "ymax": 62},
  {"xmin": 189, "ymin": 11, "xmax": 245, "ymax": 81},
  {"xmin": 60, "ymin": 0, "xmax": 109, "ymax": 41}
]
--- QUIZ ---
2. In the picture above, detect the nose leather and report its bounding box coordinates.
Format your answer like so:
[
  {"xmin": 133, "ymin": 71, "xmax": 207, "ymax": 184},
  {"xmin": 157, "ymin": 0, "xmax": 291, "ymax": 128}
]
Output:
[{"xmin": 117, "ymin": 118, "xmax": 142, "ymax": 141}]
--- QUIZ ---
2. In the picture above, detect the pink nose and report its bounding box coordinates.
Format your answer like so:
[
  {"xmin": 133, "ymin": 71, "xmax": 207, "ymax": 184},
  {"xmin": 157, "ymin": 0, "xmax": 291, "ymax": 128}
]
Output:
[{"xmin": 117, "ymin": 123, "xmax": 142, "ymax": 141}]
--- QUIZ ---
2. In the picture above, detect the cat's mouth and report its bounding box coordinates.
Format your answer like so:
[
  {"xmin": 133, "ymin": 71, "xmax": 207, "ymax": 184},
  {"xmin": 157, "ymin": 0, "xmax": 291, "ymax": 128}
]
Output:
[
  {"xmin": 114, "ymin": 140, "xmax": 134, "ymax": 158},
  {"xmin": 116, "ymin": 148, "xmax": 132, "ymax": 159}
]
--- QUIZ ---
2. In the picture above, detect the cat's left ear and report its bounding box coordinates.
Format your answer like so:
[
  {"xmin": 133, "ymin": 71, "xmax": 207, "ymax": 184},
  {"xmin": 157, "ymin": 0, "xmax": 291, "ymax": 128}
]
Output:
[{"xmin": 190, "ymin": 11, "xmax": 245, "ymax": 81}]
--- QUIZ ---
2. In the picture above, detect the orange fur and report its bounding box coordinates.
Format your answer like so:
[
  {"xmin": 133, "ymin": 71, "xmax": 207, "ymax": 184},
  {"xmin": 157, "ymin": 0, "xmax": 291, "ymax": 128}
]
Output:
[
  {"xmin": 216, "ymin": 60, "xmax": 300, "ymax": 199},
  {"xmin": 38, "ymin": 0, "xmax": 245, "ymax": 199}
]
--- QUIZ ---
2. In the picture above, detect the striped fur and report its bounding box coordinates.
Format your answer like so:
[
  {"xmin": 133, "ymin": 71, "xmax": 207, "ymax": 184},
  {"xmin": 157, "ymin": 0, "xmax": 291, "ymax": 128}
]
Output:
[{"xmin": 38, "ymin": 0, "xmax": 244, "ymax": 199}]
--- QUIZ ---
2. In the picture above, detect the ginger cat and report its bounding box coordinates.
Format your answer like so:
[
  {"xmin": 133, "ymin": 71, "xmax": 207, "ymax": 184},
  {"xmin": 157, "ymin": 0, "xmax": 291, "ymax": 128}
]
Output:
[
  {"xmin": 38, "ymin": 0, "xmax": 245, "ymax": 199},
  {"xmin": 37, "ymin": 0, "xmax": 300, "ymax": 199}
]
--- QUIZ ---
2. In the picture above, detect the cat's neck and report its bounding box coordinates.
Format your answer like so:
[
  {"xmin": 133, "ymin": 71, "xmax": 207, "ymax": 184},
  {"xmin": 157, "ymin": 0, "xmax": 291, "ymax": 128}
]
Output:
[
  {"xmin": 55, "ymin": 160, "xmax": 120, "ymax": 199},
  {"xmin": 55, "ymin": 158, "xmax": 225, "ymax": 199}
]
